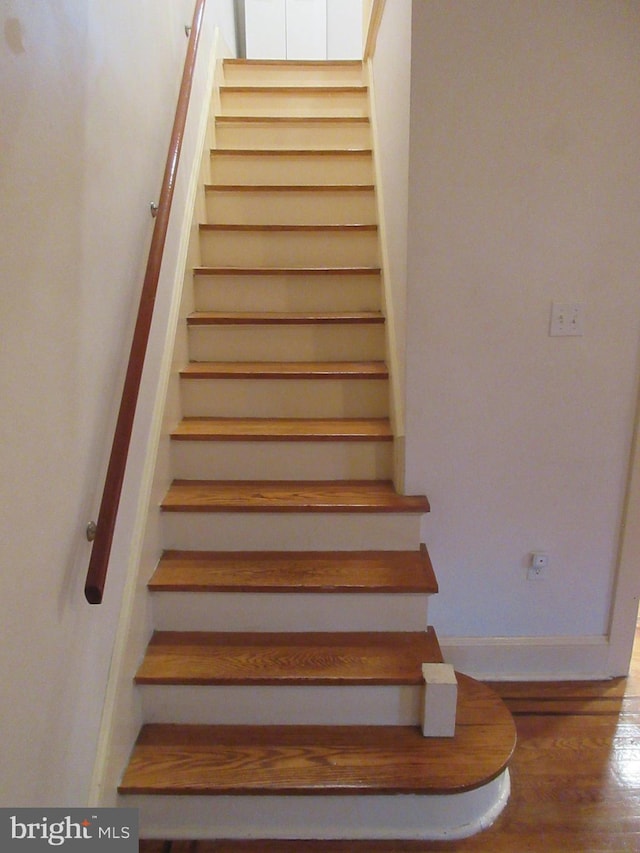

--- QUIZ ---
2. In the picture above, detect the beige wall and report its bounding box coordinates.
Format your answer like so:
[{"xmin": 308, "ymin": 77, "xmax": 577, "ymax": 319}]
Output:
[
  {"xmin": 406, "ymin": 1, "xmax": 640, "ymax": 643},
  {"xmin": 0, "ymin": 0, "xmax": 234, "ymax": 807}
]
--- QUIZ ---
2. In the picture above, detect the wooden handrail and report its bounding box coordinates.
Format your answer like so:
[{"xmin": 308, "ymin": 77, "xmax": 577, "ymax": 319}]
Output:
[{"xmin": 84, "ymin": 0, "xmax": 207, "ymax": 604}]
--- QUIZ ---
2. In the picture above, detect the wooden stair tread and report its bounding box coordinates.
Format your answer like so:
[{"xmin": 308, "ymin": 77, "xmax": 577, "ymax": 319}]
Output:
[
  {"xmin": 148, "ymin": 545, "xmax": 437, "ymax": 593},
  {"xmin": 224, "ymin": 59, "xmax": 362, "ymax": 68},
  {"xmin": 199, "ymin": 223, "xmax": 377, "ymax": 232},
  {"xmin": 220, "ymin": 85, "xmax": 368, "ymax": 94},
  {"xmin": 160, "ymin": 480, "xmax": 429, "ymax": 514},
  {"xmin": 205, "ymin": 184, "xmax": 375, "ymax": 192},
  {"xmin": 179, "ymin": 361, "xmax": 388, "ymax": 379},
  {"xmin": 216, "ymin": 116, "xmax": 370, "ymax": 124},
  {"xmin": 119, "ymin": 677, "xmax": 516, "ymax": 796},
  {"xmin": 192, "ymin": 266, "xmax": 381, "ymax": 277},
  {"xmin": 135, "ymin": 629, "xmax": 442, "ymax": 685},
  {"xmin": 211, "ymin": 148, "xmax": 373, "ymax": 156},
  {"xmin": 186, "ymin": 312, "xmax": 384, "ymax": 326},
  {"xmin": 170, "ymin": 417, "xmax": 393, "ymax": 441}
]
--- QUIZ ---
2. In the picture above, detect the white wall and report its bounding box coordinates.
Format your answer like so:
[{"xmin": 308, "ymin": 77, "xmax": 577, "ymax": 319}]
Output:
[
  {"xmin": 90, "ymin": 5, "xmax": 229, "ymax": 806},
  {"xmin": 0, "ymin": 0, "xmax": 233, "ymax": 807},
  {"xmin": 327, "ymin": 0, "xmax": 362, "ymax": 60},
  {"xmin": 212, "ymin": 0, "xmax": 237, "ymax": 54},
  {"xmin": 406, "ymin": 1, "xmax": 640, "ymax": 654}
]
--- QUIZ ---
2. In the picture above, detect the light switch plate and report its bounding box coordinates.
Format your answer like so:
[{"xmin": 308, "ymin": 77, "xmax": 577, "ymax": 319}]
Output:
[{"xmin": 550, "ymin": 302, "xmax": 584, "ymax": 336}]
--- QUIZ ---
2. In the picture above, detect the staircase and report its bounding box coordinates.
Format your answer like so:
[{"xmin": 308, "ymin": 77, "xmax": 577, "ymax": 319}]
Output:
[{"xmin": 118, "ymin": 58, "xmax": 516, "ymax": 841}]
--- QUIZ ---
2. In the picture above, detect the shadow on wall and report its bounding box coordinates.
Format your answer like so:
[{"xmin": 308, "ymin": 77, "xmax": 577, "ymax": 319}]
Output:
[{"xmin": 234, "ymin": 0, "xmax": 246, "ymax": 57}]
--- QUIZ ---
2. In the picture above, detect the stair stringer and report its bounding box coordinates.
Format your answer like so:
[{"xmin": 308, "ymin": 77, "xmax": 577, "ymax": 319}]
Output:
[
  {"xmin": 363, "ymin": 57, "xmax": 409, "ymax": 493},
  {"xmin": 88, "ymin": 22, "xmax": 231, "ymax": 808}
]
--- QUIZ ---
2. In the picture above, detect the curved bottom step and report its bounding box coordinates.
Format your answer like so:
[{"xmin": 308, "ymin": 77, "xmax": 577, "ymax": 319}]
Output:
[
  {"xmin": 128, "ymin": 770, "xmax": 510, "ymax": 841},
  {"xmin": 120, "ymin": 676, "xmax": 515, "ymax": 841}
]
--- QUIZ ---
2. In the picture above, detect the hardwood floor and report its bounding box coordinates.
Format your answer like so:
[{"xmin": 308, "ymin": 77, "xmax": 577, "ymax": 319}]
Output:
[{"xmin": 139, "ymin": 626, "xmax": 640, "ymax": 852}]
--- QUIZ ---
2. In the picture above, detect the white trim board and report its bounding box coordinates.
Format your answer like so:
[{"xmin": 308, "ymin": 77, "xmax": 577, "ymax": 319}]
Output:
[
  {"xmin": 607, "ymin": 376, "xmax": 640, "ymax": 675},
  {"xmin": 440, "ymin": 634, "xmax": 611, "ymax": 681},
  {"xmin": 123, "ymin": 771, "xmax": 510, "ymax": 841}
]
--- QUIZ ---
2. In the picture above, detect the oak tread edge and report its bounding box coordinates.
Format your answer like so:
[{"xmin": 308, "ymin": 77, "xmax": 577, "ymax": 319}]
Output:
[
  {"xmin": 220, "ymin": 85, "xmax": 368, "ymax": 94},
  {"xmin": 160, "ymin": 480, "xmax": 430, "ymax": 514},
  {"xmin": 216, "ymin": 116, "xmax": 370, "ymax": 124},
  {"xmin": 134, "ymin": 628, "xmax": 443, "ymax": 686},
  {"xmin": 179, "ymin": 361, "xmax": 389, "ymax": 380},
  {"xmin": 205, "ymin": 184, "xmax": 375, "ymax": 192},
  {"xmin": 192, "ymin": 266, "xmax": 381, "ymax": 276},
  {"xmin": 148, "ymin": 545, "xmax": 437, "ymax": 593},
  {"xmin": 211, "ymin": 148, "xmax": 373, "ymax": 156},
  {"xmin": 199, "ymin": 223, "xmax": 377, "ymax": 232},
  {"xmin": 170, "ymin": 417, "xmax": 393, "ymax": 442},
  {"xmin": 186, "ymin": 311, "xmax": 384, "ymax": 326}
]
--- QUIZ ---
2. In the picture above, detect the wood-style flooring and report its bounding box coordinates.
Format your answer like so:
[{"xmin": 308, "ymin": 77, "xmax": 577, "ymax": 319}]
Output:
[{"xmin": 139, "ymin": 626, "xmax": 640, "ymax": 853}]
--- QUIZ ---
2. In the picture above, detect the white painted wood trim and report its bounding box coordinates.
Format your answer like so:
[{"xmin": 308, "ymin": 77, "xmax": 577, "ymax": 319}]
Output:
[
  {"xmin": 123, "ymin": 770, "xmax": 510, "ymax": 840},
  {"xmin": 139, "ymin": 683, "xmax": 424, "ymax": 726},
  {"xmin": 365, "ymin": 56, "xmax": 405, "ymax": 491},
  {"xmin": 440, "ymin": 634, "xmax": 611, "ymax": 681},
  {"xmin": 152, "ymin": 590, "xmax": 429, "ymax": 632},
  {"xmin": 161, "ymin": 510, "xmax": 422, "ymax": 552},
  {"xmin": 363, "ymin": 0, "xmax": 386, "ymax": 60},
  {"xmin": 606, "ymin": 381, "xmax": 640, "ymax": 675},
  {"xmin": 422, "ymin": 663, "xmax": 457, "ymax": 737},
  {"xmin": 88, "ymin": 21, "xmax": 227, "ymax": 808}
]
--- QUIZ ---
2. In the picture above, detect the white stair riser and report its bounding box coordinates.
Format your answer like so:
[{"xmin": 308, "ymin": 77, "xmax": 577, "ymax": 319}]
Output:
[
  {"xmin": 193, "ymin": 273, "xmax": 381, "ymax": 313},
  {"xmin": 187, "ymin": 324, "xmax": 385, "ymax": 362},
  {"xmin": 170, "ymin": 440, "xmax": 393, "ymax": 481},
  {"xmin": 210, "ymin": 153, "xmax": 374, "ymax": 186},
  {"xmin": 206, "ymin": 189, "xmax": 377, "ymax": 226},
  {"xmin": 215, "ymin": 120, "xmax": 371, "ymax": 150},
  {"xmin": 180, "ymin": 378, "xmax": 389, "ymax": 418},
  {"xmin": 161, "ymin": 511, "xmax": 423, "ymax": 551},
  {"xmin": 139, "ymin": 684, "xmax": 423, "ymax": 727},
  {"xmin": 151, "ymin": 591, "xmax": 427, "ymax": 632},
  {"xmin": 219, "ymin": 90, "xmax": 369, "ymax": 118},
  {"xmin": 223, "ymin": 63, "xmax": 364, "ymax": 87},
  {"xmin": 199, "ymin": 228, "xmax": 379, "ymax": 268},
  {"xmin": 121, "ymin": 772, "xmax": 510, "ymax": 841}
]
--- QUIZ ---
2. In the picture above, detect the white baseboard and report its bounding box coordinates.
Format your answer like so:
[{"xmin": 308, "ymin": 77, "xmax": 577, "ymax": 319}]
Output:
[
  {"xmin": 123, "ymin": 770, "xmax": 511, "ymax": 841},
  {"xmin": 440, "ymin": 634, "xmax": 612, "ymax": 681}
]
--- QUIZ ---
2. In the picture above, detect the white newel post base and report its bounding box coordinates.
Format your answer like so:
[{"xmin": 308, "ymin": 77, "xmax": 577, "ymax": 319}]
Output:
[{"xmin": 421, "ymin": 663, "xmax": 458, "ymax": 737}]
